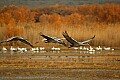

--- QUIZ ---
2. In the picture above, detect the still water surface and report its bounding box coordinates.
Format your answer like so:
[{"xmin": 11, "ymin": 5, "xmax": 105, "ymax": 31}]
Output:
[{"xmin": 0, "ymin": 49, "xmax": 120, "ymax": 80}]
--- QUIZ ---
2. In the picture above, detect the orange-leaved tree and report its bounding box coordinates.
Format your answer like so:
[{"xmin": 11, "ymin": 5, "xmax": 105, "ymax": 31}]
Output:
[{"xmin": 3, "ymin": 18, "xmax": 22, "ymax": 38}]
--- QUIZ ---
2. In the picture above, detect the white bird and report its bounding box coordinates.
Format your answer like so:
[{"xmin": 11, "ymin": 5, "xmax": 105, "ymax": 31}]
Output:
[
  {"xmin": 62, "ymin": 31, "xmax": 95, "ymax": 48},
  {"xmin": 89, "ymin": 49, "xmax": 95, "ymax": 52},
  {"xmin": 82, "ymin": 47, "xmax": 88, "ymax": 51},
  {"xmin": 51, "ymin": 46, "xmax": 55, "ymax": 50},
  {"xmin": 17, "ymin": 47, "xmax": 21, "ymax": 51},
  {"xmin": 30, "ymin": 48, "xmax": 36, "ymax": 51},
  {"xmin": 17, "ymin": 47, "xmax": 27, "ymax": 52},
  {"xmin": 51, "ymin": 47, "xmax": 60, "ymax": 51},
  {"xmin": 104, "ymin": 47, "xmax": 111, "ymax": 50},
  {"xmin": 40, "ymin": 47, "xmax": 45, "ymax": 50},
  {"xmin": 111, "ymin": 48, "xmax": 115, "ymax": 51},
  {"xmin": 1, "ymin": 46, "xmax": 7, "ymax": 51},
  {"xmin": 30, "ymin": 47, "xmax": 39, "ymax": 52},
  {"xmin": 89, "ymin": 46, "xmax": 95, "ymax": 52},
  {"xmin": 74, "ymin": 47, "xmax": 78, "ymax": 50},
  {"xmin": 55, "ymin": 48, "xmax": 61, "ymax": 50},
  {"xmin": 35, "ymin": 47, "xmax": 39, "ymax": 51},
  {"xmin": 21, "ymin": 48, "xmax": 27, "ymax": 52},
  {"xmin": 95, "ymin": 46, "xmax": 102, "ymax": 50},
  {"xmin": 10, "ymin": 46, "xmax": 16, "ymax": 51},
  {"xmin": 89, "ymin": 51, "xmax": 95, "ymax": 54},
  {"xmin": 90, "ymin": 46, "xmax": 93, "ymax": 49},
  {"xmin": 79, "ymin": 46, "xmax": 83, "ymax": 50}
]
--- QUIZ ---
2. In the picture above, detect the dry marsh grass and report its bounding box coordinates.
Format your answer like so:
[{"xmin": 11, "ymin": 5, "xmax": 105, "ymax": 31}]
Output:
[
  {"xmin": 0, "ymin": 22, "xmax": 120, "ymax": 47},
  {"xmin": 17, "ymin": 23, "xmax": 120, "ymax": 47},
  {"xmin": 0, "ymin": 4, "xmax": 120, "ymax": 47}
]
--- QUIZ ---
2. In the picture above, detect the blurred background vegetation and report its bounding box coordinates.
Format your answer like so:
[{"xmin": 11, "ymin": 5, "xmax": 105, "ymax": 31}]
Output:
[{"xmin": 0, "ymin": 3, "xmax": 120, "ymax": 47}]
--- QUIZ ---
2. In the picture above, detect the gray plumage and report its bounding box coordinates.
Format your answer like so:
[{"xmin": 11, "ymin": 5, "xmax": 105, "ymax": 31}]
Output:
[
  {"xmin": 62, "ymin": 31, "xmax": 95, "ymax": 48},
  {"xmin": 35, "ymin": 32, "xmax": 66, "ymax": 46},
  {"xmin": 0, "ymin": 36, "xmax": 34, "ymax": 47}
]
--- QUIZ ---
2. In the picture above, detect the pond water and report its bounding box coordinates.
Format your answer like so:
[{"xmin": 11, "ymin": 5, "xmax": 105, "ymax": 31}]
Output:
[
  {"xmin": 0, "ymin": 68, "xmax": 120, "ymax": 80},
  {"xmin": 0, "ymin": 49, "xmax": 120, "ymax": 80},
  {"xmin": 0, "ymin": 49, "xmax": 119, "ymax": 60}
]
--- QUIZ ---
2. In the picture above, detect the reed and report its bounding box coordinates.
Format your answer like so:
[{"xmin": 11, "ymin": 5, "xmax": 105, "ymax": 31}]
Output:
[{"xmin": 0, "ymin": 22, "xmax": 120, "ymax": 47}]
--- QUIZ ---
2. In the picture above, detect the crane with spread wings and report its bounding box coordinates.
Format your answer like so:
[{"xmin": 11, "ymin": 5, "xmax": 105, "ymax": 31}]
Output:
[
  {"xmin": 62, "ymin": 31, "xmax": 95, "ymax": 48},
  {"xmin": 0, "ymin": 36, "xmax": 34, "ymax": 47},
  {"xmin": 35, "ymin": 32, "xmax": 67, "ymax": 46}
]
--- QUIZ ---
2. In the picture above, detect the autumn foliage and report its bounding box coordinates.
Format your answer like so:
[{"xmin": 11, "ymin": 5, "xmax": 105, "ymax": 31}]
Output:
[
  {"xmin": 32, "ymin": 4, "xmax": 120, "ymax": 24},
  {"xmin": 0, "ymin": 4, "xmax": 120, "ymax": 47}
]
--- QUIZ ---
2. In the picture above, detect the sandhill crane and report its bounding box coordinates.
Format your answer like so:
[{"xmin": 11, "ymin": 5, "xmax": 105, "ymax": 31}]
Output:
[
  {"xmin": 62, "ymin": 31, "xmax": 95, "ymax": 48},
  {"xmin": 35, "ymin": 32, "xmax": 67, "ymax": 46},
  {"xmin": 0, "ymin": 36, "xmax": 34, "ymax": 47}
]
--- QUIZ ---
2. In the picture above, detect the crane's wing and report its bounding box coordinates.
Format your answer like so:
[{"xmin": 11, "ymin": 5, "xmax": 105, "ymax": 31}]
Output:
[
  {"xmin": 17, "ymin": 37, "xmax": 34, "ymax": 47},
  {"xmin": 0, "ymin": 36, "xmax": 19, "ymax": 43},
  {"xmin": 56, "ymin": 40, "xmax": 67, "ymax": 46},
  {"xmin": 39, "ymin": 32, "xmax": 55, "ymax": 42},
  {"xmin": 0, "ymin": 36, "xmax": 34, "ymax": 47},
  {"xmin": 62, "ymin": 31, "xmax": 78, "ymax": 45},
  {"xmin": 81, "ymin": 35, "xmax": 95, "ymax": 43}
]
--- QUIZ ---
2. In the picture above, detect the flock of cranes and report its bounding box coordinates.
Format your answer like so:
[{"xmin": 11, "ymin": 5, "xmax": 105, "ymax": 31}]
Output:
[
  {"xmin": 0, "ymin": 31, "xmax": 114, "ymax": 52},
  {"xmin": 0, "ymin": 31, "xmax": 95, "ymax": 48}
]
